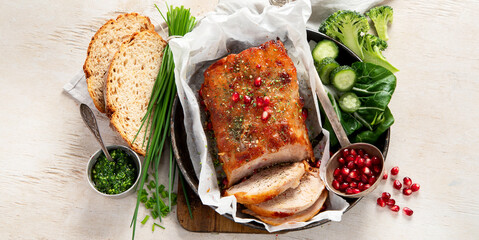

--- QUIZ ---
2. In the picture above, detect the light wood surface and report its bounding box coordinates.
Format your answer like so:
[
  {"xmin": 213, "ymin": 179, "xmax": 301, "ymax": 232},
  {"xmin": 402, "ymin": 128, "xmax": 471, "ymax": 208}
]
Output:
[{"xmin": 1, "ymin": 0, "xmax": 478, "ymax": 239}]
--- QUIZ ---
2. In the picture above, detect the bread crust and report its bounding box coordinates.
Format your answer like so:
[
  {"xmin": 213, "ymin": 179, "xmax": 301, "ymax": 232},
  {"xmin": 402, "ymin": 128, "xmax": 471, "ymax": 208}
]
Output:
[
  {"xmin": 105, "ymin": 30, "xmax": 167, "ymax": 155},
  {"xmin": 83, "ymin": 13, "xmax": 154, "ymax": 113}
]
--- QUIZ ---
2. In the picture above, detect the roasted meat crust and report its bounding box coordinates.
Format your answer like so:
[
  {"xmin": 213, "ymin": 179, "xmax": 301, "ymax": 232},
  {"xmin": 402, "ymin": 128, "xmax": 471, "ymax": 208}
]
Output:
[{"xmin": 200, "ymin": 40, "xmax": 314, "ymax": 186}]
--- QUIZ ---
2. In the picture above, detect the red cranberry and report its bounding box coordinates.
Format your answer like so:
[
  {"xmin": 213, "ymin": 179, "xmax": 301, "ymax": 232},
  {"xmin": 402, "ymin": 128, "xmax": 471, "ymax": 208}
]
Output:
[
  {"xmin": 244, "ymin": 95, "xmax": 251, "ymax": 104},
  {"xmin": 386, "ymin": 199, "xmax": 396, "ymax": 207},
  {"xmin": 383, "ymin": 173, "xmax": 388, "ymax": 180},
  {"xmin": 411, "ymin": 183, "xmax": 420, "ymax": 192},
  {"xmin": 341, "ymin": 167, "xmax": 350, "ymax": 176},
  {"xmin": 254, "ymin": 77, "xmax": 262, "ymax": 87},
  {"xmin": 332, "ymin": 180, "xmax": 340, "ymax": 190},
  {"xmin": 403, "ymin": 188, "xmax": 412, "ymax": 196},
  {"xmin": 403, "ymin": 177, "xmax": 412, "ymax": 187},
  {"xmin": 391, "ymin": 166, "xmax": 399, "ymax": 175},
  {"xmin": 232, "ymin": 92, "xmax": 240, "ymax": 102},
  {"xmin": 333, "ymin": 168, "xmax": 341, "ymax": 177},
  {"xmin": 403, "ymin": 207, "xmax": 414, "ymax": 216},
  {"xmin": 381, "ymin": 192, "xmax": 391, "ymax": 201},
  {"xmin": 377, "ymin": 198, "xmax": 386, "ymax": 207},
  {"xmin": 261, "ymin": 111, "xmax": 270, "ymax": 121},
  {"xmin": 390, "ymin": 205, "xmax": 400, "ymax": 212},
  {"xmin": 393, "ymin": 180, "xmax": 402, "ymax": 190}
]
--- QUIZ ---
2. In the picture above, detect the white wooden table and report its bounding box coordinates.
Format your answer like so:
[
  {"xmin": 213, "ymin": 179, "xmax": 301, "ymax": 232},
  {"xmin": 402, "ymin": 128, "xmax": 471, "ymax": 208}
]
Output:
[{"xmin": 1, "ymin": 0, "xmax": 478, "ymax": 239}]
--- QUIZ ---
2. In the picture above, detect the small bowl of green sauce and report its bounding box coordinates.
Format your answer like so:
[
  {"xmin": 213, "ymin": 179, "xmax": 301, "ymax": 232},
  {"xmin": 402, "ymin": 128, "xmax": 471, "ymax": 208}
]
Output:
[{"xmin": 86, "ymin": 145, "xmax": 141, "ymax": 198}]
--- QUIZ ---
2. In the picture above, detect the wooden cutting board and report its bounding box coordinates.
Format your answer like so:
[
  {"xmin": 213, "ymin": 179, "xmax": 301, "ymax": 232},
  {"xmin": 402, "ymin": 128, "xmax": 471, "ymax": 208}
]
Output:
[{"xmin": 176, "ymin": 182, "xmax": 268, "ymax": 233}]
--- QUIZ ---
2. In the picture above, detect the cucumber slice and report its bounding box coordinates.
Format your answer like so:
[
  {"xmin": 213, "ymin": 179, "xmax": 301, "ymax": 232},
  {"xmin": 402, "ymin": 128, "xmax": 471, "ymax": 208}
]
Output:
[
  {"xmin": 315, "ymin": 57, "xmax": 340, "ymax": 85},
  {"xmin": 339, "ymin": 92, "xmax": 361, "ymax": 113},
  {"xmin": 330, "ymin": 66, "xmax": 357, "ymax": 92},
  {"xmin": 312, "ymin": 40, "xmax": 339, "ymax": 62}
]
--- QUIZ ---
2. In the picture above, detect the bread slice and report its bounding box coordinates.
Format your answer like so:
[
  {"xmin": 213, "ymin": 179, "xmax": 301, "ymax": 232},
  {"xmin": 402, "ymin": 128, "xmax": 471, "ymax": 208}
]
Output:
[
  {"xmin": 105, "ymin": 30, "xmax": 167, "ymax": 155},
  {"xmin": 84, "ymin": 13, "xmax": 154, "ymax": 113},
  {"xmin": 244, "ymin": 169, "xmax": 325, "ymax": 218},
  {"xmin": 243, "ymin": 189, "xmax": 328, "ymax": 226},
  {"xmin": 224, "ymin": 162, "xmax": 306, "ymax": 205}
]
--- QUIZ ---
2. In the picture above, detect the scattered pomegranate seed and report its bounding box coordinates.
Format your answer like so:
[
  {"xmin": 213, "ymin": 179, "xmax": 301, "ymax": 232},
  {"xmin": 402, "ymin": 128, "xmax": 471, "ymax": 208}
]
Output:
[
  {"xmin": 391, "ymin": 166, "xmax": 399, "ymax": 175},
  {"xmin": 403, "ymin": 207, "xmax": 414, "ymax": 216},
  {"xmin": 377, "ymin": 198, "xmax": 386, "ymax": 207},
  {"xmin": 403, "ymin": 188, "xmax": 412, "ymax": 196},
  {"xmin": 244, "ymin": 95, "xmax": 251, "ymax": 104},
  {"xmin": 232, "ymin": 92, "xmax": 240, "ymax": 102},
  {"xmin": 341, "ymin": 167, "xmax": 350, "ymax": 176},
  {"xmin": 393, "ymin": 180, "xmax": 402, "ymax": 190},
  {"xmin": 403, "ymin": 177, "xmax": 412, "ymax": 187},
  {"xmin": 332, "ymin": 180, "xmax": 340, "ymax": 190},
  {"xmin": 254, "ymin": 77, "xmax": 262, "ymax": 87},
  {"xmin": 261, "ymin": 110, "xmax": 270, "ymax": 121},
  {"xmin": 386, "ymin": 199, "xmax": 396, "ymax": 207},
  {"xmin": 263, "ymin": 96, "xmax": 271, "ymax": 106},
  {"xmin": 411, "ymin": 183, "xmax": 420, "ymax": 192},
  {"xmin": 301, "ymin": 108, "xmax": 308, "ymax": 119},
  {"xmin": 381, "ymin": 192, "xmax": 391, "ymax": 201},
  {"xmin": 333, "ymin": 168, "xmax": 341, "ymax": 177},
  {"xmin": 338, "ymin": 157, "xmax": 346, "ymax": 165},
  {"xmin": 383, "ymin": 173, "xmax": 388, "ymax": 180},
  {"xmin": 390, "ymin": 205, "xmax": 400, "ymax": 212}
]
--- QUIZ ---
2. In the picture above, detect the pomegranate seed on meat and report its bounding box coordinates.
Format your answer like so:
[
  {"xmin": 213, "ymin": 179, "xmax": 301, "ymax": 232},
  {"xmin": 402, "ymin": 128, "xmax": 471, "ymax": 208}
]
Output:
[
  {"xmin": 403, "ymin": 188, "xmax": 412, "ymax": 196},
  {"xmin": 301, "ymin": 108, "xmax": 308, "ymax": 119},
  {"xmin": 244, "ymin": 95, "xmax": 251, "ymax": 104},
  {"xmin": 254, "ymin": 77, "xmax": 262, "ymax": 87},
  {"xmin": 403, "ymin": 207, "xmax": 414, "ymax": 216},
  {"xmin": 391, "ymin": 166, "xmax": 399, "ymax": 175},
  {"xmin": 263, "ymin": 96, "xmax": 270, "ymax": 106},
  {"xmin": 232, "ymin": 92, "xmax": 240, "ymax": 102},
  {"xmin": 403, "ymin": 177, "xmax": 412, "ymax": 187},
  {"xmin": 411, "ymin": 183, "xmax": 420, "ymax": 192},
  {"xmin": 390, "ymin": 205, "xmax": 400, "ymax": 212},
  {"xmin": 377, "ymin": 198, "xmax": 386, "ymax": 207},
  {"xmin": 261, "ymin": 110, "xmax": 270, "ymax": 121},
  {"xmin": 393, "ymin": 180, "xmax": 402, "ymax": 190}
]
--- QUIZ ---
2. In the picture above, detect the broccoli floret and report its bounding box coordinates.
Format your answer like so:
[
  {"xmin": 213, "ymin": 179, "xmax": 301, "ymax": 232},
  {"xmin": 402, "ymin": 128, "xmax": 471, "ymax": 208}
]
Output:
[
  {"xmin": 361, "ymin": 34, "xmax": 398, "ymax": 72},
  {"xmin": 319, "ymin": 10, "xmax": 369, "ymax": 59},
  {"xmin": 366, "ymin": 6, "xmax": 393, "ymax": 41}
]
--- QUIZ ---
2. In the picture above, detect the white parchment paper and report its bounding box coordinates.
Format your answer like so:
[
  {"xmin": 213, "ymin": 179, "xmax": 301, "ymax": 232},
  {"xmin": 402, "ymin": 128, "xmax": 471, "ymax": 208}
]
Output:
[{"xmin": 169, "ymin": 0, "xmax": 350, "ymax": 232}]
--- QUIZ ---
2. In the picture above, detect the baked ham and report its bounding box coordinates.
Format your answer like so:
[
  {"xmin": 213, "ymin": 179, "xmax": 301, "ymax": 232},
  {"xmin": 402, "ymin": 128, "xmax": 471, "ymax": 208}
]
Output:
[{"xmin": 200, "ymin": 40, "xmax": 314, "ymax": 187}]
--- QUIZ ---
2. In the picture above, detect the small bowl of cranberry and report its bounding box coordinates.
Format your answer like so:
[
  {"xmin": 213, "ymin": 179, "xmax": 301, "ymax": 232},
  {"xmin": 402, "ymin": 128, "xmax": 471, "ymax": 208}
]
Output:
[{"xmin": 325, "ymin": 143, "xmax": 385, "ymax": 198}]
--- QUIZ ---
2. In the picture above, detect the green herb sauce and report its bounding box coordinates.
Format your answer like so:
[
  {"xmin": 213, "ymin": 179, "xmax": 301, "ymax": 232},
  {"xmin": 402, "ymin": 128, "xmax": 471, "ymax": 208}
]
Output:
[{"xmin": 92, "ymin": 149, "xmax": 137, "ymax": 195}]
